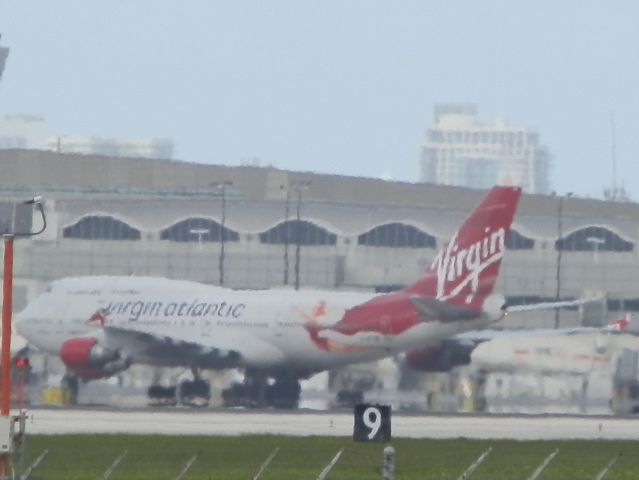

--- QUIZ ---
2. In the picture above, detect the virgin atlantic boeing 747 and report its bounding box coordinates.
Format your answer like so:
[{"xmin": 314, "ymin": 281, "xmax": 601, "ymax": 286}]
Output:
[{"xmin": 16, "ymin": 186, "xmax": 523, "ymax": 408}]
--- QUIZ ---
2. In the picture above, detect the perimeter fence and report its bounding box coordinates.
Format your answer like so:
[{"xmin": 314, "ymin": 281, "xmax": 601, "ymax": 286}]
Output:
[{"xmin": 8, "ymin": 435, "xmax": 638, "ymax": 480}]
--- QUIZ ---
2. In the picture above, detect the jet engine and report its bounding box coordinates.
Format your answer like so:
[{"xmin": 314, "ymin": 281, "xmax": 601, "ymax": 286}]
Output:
[
  {"xmin": 405, "ymin": 338, "xmax": 476, "ymax": 372},
  {"xmin": 59, "ymin": 337, "xmax": 130, "ymax": 379}
]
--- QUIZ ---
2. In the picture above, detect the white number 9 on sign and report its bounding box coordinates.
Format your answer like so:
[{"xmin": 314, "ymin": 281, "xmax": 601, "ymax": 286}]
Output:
[{"xmin": 363, "ymin": 406, "xmax": 382, "ymax": 440}]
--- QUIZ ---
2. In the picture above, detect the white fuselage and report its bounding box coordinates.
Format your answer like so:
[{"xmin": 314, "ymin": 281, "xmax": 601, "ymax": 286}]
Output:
[
  {"xmin": 15, "ymin": 276, "xmax": 492, "ymax": 375},
  {"xmin": 471, "ymin": 330, "xmax": 639, "ymax": 376}
]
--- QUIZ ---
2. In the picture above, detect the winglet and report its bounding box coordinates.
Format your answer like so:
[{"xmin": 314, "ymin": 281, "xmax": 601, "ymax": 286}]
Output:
[{"xmin": 605, "ymin": 313, "xmax": 631, "ymax": 332}]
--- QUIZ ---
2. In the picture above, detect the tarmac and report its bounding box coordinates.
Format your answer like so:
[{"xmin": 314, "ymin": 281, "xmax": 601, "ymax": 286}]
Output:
[{"xmin": 21, "ymin": 407, "xmax": 639, "ymax": 440}]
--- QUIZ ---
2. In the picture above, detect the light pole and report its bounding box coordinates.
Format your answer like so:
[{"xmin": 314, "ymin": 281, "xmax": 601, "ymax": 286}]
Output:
[
  {"xmin": 280, "ymin": 186, "xmax": 292, "ymax": 286},
  {"xmin": 293, "ymin": 180, "xmax": 311, "ymax": 291},
  {"xmin": 212, "ymin": 181, "xmax": 232, "ymax": 286},
  {"xmin": 554, "ymin": 192, "xmax": 573, "ymax": 329},
  {"xmin": 1, "ymin": 196, "xmax": 46, "ymax": 477}
]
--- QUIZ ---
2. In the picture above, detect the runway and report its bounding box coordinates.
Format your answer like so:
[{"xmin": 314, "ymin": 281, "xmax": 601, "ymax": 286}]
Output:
[{"xmin": 21, "ymin": 408, "xmax": 639, "ymax": 440}]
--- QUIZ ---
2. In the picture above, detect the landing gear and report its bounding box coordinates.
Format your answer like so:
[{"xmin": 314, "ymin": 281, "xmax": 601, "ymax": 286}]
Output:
[
  {"xmin": 147, "ymin": 385, "xmax": 177, "ymax": 407},
  {"xmin": 177, "ymin": 378, "xmax": 211, "ymax": 407},
  {"xmin": 267, "ymin": 375, "xmax": 301, "ymax": 409},
  {"xmin": 147, "ymin": 368, "xmax": 211, "ymax": 407},
  {"xmin": 335, "ymin": 389, "xmax": 364, "ymax": 408},
  {"xmin": 61, "ymin": 374, "xmax": 79, "ymax": 404},
  {"xmin": 222, "ymin": 371, "xmax": 301, "ymax": 409},
  {"xmin": 222, "ymin": 372, "xmax": 267, "ymax": 408}
]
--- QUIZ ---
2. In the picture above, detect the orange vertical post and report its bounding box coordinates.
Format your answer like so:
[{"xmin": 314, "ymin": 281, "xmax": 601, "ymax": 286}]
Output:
[
  {"xmin": 0, "ymin": 234, "xmax": 14, "ymax": 476},
  {"xmin": 1, "ymin": 235, "xmax": 13, "ymax": 415}
]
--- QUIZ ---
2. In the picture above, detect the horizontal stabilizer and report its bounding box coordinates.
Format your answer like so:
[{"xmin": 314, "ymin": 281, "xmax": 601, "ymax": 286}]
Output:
[{"xmin": 410, "ymin": 296, "xmax": 479, "ymax": 322}]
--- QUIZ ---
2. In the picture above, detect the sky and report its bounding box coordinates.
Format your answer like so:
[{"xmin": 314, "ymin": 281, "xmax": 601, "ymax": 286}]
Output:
[{"xmin": 1, "ymin": 1, "xmax": 638, "ymax": 200}]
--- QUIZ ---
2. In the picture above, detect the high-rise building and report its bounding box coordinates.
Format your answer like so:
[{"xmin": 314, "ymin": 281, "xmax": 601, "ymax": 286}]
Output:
[
  {"xmin": 0, "ymin": 39, "xmax": 173, "ymax": 160},
  {"xmin": 0, "ymin": 114, "xmax": 174, "ymax": 160},
  {"xmin": 0, "ymin": 114, "xmax": 48, "ymax": 150},
  {"xmin": 46, "ymin": 135, "xmax": 174, "ymax": 160},
  {"xmin": 420, "ymin": 104, "xmax": 550, "ymax": 194}
]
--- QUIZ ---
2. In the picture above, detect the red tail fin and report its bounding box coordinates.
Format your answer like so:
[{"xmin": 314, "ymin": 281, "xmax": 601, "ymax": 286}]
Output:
[{"xmin": 406, "ymin": 186, "xmax": 522, "ymax": 311}]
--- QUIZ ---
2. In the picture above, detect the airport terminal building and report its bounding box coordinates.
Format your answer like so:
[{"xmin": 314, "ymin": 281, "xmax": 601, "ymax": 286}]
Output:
[{"xmin": 2, "ymin": 149, "xmax": 639, "ymax": 329}]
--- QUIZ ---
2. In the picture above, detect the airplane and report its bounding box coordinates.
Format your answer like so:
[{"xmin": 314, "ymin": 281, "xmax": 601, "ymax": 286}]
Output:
[
  {"xmin": 403, "ymin": 313, "xmax": 629, "ymax": 374},
  {"xmin": 15, "ymin": 185, "xmax": 523, "ymax": 408},
  {"xmin": 468, "ymin": 314, "xmax": 635, "ymax": 376}
]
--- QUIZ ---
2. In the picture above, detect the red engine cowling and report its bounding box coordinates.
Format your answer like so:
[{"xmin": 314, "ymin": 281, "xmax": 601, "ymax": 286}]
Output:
[
  {"xmin": 405, "ymin": 339, "xmax": 475, "ymax": 372},
  {"xmin": 59, "ymin": 337, "xmax": 130, "ymax": 379}
]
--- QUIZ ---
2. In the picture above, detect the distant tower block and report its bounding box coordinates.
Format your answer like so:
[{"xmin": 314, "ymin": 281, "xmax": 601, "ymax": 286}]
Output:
[{"xmin": 420, "ymin": 104, "xmax": 551, "ymax": 194}]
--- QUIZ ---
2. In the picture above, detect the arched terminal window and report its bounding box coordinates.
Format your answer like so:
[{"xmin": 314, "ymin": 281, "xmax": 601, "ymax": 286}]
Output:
[
  {"xmin": 63, "ymin": 215, "xmax": 141, "ymax": 240},
  {"xmin": 160, "ymin": 217, "xmax": 239, "ymax": 242},
  {"xmin": 506, "ymin": 229, "xmax": 535, "ymax": 250},
  {"xmin": 358, "ymin": 223, "xmax": 436, "ymax": 248},
  {"xmin": 259, "ymin": 220, "xmax": 337, "ymax": 246},
  {"xmin": 556, "ymin": 226, "xmax": 634, "ymax": 252}
]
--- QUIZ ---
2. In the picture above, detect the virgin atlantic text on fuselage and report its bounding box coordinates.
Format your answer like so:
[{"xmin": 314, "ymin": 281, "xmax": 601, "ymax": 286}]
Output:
[{"xmin": 102, "ymin": 299, "xmax": 246, "ymax": 322}]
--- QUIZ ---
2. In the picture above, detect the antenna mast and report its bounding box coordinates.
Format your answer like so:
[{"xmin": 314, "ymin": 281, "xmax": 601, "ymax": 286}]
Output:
[{"xmin": 611, "ymin": 112, "xmax": 617, "ymax": 195}]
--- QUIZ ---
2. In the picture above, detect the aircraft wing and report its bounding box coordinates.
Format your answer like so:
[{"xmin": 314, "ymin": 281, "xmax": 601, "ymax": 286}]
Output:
[
  {"xmin": 506, "ymin": 296, "xmax": 603, "ymax": 313},
  {"xmin": 409, "ymin": 296, "xmax": 479, "ymax": 321},
  {"xmin": 410, "ymin": 294, "xmax": 601, "ymax": 322},
  {"xmin": 102, "ymin": 325, "xmax": 243, "ymax": 369}
]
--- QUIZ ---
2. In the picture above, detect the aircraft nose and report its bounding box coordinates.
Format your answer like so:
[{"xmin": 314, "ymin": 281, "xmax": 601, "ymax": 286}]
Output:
[{"xmin": 13, "ymin": 290, "xmax": 47, "ymax": 337}]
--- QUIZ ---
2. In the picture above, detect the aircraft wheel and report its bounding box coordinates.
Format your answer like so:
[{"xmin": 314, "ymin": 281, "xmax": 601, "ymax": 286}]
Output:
[
  {"xmin": 147, "ymin": 385, "xmax": 177, "ymax": 407},
  {"xmin": 268, "ymin": 377, "xmax": 301, "ymax": 409},
  {"xmin": 178, "ymin": 379, "xmax": 211, "ymax": 407},
  {"xmin": 61, "ymin": 374, "xmax": 79, "ymax": 404},
  {"xmin": 222, "ymin": 382, "xmax": 259, "ymax": 407},
  {"xmin": 336, "ymin": 389, "xmax": 363, "ymax": 407}
]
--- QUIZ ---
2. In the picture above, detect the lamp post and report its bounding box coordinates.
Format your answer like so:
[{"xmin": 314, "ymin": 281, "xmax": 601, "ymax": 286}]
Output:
[
  {"xmin": 280, "ymin": 186, "xmax": 292, "ymax": 286},
  {"xmin": 554, "ymin": 192, "xmax": 573, "ymax": 329},
  {"xmin": 293, "ymin": 180, "xmax": 311, "ymax": 291},
  {"xmin": 0, "ymin": 196, "xmax": 47, "ymax": 477},
  {"xmin": 212, "ymin": 181, "xmax": 232, "ymax": 286}
]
